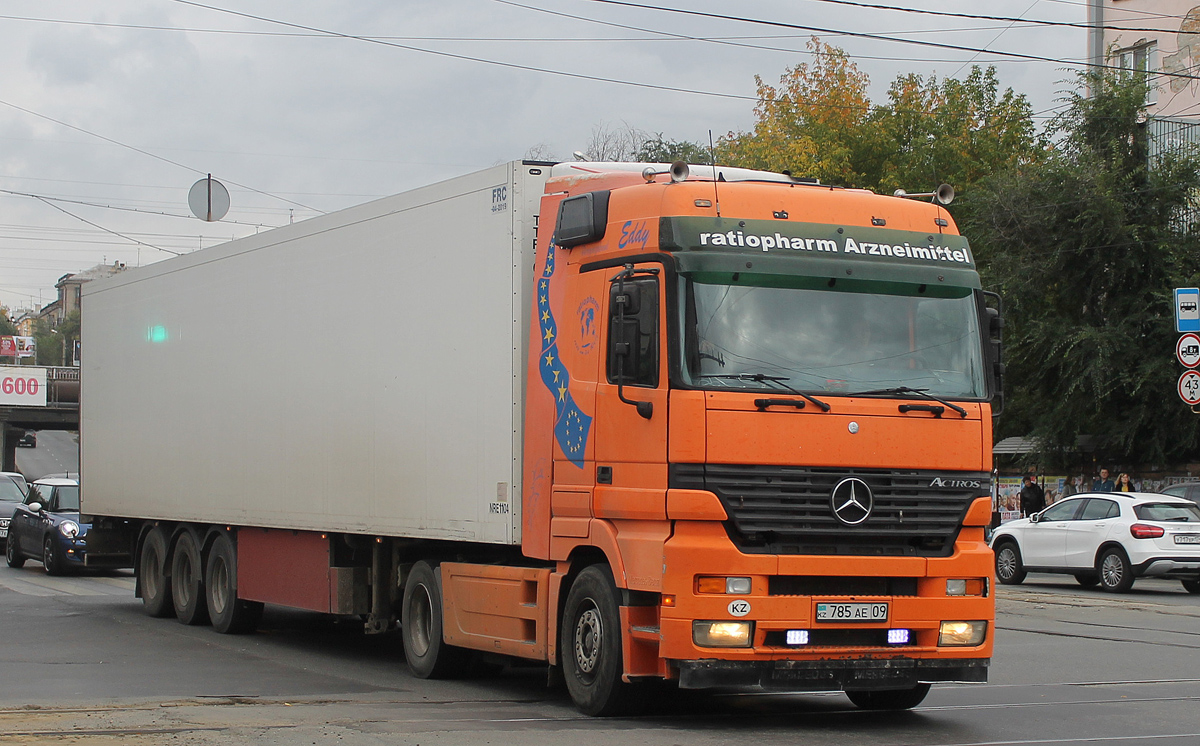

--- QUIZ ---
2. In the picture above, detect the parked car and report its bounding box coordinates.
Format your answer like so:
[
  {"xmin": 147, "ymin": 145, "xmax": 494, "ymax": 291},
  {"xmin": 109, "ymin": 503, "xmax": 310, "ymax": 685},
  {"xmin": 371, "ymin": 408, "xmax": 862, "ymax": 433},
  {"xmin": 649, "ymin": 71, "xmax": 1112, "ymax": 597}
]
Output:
[
  {"xmin": 17, "ymin": 430, "xmax": 36, "ymax": 447},
  {"xmin": 0, "ymin": 471, "xmax": 27, "ymax": 494},
  {"xmin": 991, "ymin": 492, "xmax": 1200, "ymax": 594},
  {"xmin": 1159, "ymin": 482, "xmax": 1200, "ymax": 506},
  {"xmin": 0, "ymin": 475, "xmax": 26, "ymax": 550},
  {"xmin": 5, "ymin": 478, "xmax": 86, "ymax": 575}
]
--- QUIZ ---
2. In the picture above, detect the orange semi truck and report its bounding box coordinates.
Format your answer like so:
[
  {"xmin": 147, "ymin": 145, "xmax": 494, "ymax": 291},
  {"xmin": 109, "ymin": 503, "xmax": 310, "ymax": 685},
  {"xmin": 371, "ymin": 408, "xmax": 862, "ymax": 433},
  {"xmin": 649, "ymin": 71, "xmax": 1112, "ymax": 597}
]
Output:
[{"xmin": 80, "ymin": 160, "xmax": 1001, "ymax": 716}]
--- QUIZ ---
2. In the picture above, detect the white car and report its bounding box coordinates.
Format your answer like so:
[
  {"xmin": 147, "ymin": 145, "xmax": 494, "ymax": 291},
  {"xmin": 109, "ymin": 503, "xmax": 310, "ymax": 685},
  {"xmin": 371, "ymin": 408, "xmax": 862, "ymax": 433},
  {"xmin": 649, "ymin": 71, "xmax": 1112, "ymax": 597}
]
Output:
[
  {"xmin": 991, "ymin": 492, "xmax": 1200, "ymax": 594},
  {"xmin": 1, "ymin": 472, "xmax": 27, "ymax": 494}
]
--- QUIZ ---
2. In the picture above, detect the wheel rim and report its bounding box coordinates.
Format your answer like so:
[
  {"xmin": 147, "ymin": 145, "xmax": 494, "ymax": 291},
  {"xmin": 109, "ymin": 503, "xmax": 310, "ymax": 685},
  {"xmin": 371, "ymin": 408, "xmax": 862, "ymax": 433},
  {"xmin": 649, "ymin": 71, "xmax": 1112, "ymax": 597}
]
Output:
[
  {"xmin": 43, "ymin": 539, "xmax": 54, "ymax": 571},
  {"xmin": 6, "ymin": 539, "xmax": 14, "ymax": 562},
  {"xmin": 409, "ymin": 584, "xmax": 433, "ymax": 657},
  {"xmin": 573, "ymin": 599, "xmax": 603, "ymax": 679},
  {"xmin": 1101, "ymin": 553, "xmax": 1124, "ymax": 587},
  {"xmin": 997, "ymin": 547, "xmax": 1017, "ymax": 580},
  {"xmin": 210, "ymin": 556, "xmax": 230, "ymax": 615}
]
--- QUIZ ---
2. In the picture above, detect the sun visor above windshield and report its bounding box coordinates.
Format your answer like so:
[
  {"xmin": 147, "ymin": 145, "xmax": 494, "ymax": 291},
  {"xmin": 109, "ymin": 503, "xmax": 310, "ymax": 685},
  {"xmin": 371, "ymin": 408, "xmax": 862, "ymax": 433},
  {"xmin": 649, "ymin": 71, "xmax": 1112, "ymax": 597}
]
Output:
[{"xmin": 661, "ymin": 216, "xmax": 980, "ymax": 290}]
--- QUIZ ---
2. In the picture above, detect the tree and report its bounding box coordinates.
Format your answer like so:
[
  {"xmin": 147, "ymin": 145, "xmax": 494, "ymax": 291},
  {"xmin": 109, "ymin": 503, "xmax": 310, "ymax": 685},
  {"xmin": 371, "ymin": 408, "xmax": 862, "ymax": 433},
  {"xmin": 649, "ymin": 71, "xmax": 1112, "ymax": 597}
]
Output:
[
  {"xmin": 964, "ymin": 71, "xmax": 1200, "ymax": 466},
  {"xmin": 34, "ymin": 318, "xmax": 62, "ymax": 367},
  {"xmin": 0, "ymin": 308, "xmax": 15, "ymax": 337},
  {"xmin": 720, "ymin": 40, "xmax": 1043, "ymax": 199},
  {"xmin": 635, "ymin": 134, "xmax": 711, "ymax": 165}
]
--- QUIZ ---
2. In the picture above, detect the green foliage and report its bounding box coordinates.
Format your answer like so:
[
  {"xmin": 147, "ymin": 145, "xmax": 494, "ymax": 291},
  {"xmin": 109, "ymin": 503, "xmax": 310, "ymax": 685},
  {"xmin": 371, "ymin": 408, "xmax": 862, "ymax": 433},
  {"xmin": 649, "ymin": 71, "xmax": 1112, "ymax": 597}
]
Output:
[
  {"xmin": 964, "ymin": 71, "xmax": 1200, "ymax": 465},
  {"xmin": 0, "ymin": 308, "xmax": 15, "ymax": 337},
  {"xmin": 33, "ymin": 318, "xmax": 62, "ymax": 366},
  {"xmin": 720, "ymin": 39, "xmax": 1044, "ymax": 200},
  {"xmin": 635, "ymin": 134, "xmax": 711, "ymax": 165}
]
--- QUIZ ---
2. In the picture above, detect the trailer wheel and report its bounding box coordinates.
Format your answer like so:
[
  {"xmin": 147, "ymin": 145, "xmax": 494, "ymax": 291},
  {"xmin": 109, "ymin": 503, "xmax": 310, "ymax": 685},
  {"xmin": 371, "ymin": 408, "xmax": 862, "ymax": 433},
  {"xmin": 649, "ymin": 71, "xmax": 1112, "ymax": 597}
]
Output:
[
  {"xmin": 560, "ymin": 564, "xmax": 643, "ymax": 716},
  {"xmin": 170, "ymin": 528, "xmax": 210, "ymax": 625},
  {"xmin": 401, "ymin": 561, "xmax": 469, "ymax": 679},
  {"xmin": 139, "ymin": 527, "xmax": 175, "ymax": 618},
  {"xmin": 845, "ymin": 683, "xmax": 931, "ymax": 710},
  {"xmin": 205, "ymin": 532, "xmax": 263, "ymax": 634}
]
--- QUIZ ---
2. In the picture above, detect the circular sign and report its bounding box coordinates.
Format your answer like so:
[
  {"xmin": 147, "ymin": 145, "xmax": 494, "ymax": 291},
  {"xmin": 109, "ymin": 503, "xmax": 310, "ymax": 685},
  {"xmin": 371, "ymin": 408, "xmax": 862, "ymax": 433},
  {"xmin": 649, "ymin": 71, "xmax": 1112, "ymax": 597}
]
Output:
[
  {"xmin": 1180, "ymin": 370, "xmax": 1200, "ymax": 405},
  {"xmin": 188, "ymin": 176, "xmax": 230, "ymax": 222},
  {"xmin": 1179, "ymin": 334, "xmax": 1200, "ymax": 368},
  {"xmin": 727, "ymin": 599, "xmax": 751, "ymax": 617}
]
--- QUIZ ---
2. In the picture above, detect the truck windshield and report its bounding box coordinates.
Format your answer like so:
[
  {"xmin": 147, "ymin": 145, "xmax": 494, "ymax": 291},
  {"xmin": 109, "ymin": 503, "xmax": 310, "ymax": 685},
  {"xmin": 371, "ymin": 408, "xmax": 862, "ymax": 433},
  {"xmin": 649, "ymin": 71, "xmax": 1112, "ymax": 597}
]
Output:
[{"xmin": 679, "ymin": 276, "xmax": 986, "ymax": 399}]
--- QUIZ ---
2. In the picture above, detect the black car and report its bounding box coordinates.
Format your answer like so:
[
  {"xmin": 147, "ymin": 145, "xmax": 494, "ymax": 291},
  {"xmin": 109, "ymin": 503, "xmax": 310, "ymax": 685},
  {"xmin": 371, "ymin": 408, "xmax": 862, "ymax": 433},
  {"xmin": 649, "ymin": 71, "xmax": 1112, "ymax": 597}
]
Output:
[
  {"xmin": 17, "ymin": 430, "xmax": 36, "ymax": 447},
  {"xmin": 5, "ymin": 478, "xmax": 86, "ymax": 575}
]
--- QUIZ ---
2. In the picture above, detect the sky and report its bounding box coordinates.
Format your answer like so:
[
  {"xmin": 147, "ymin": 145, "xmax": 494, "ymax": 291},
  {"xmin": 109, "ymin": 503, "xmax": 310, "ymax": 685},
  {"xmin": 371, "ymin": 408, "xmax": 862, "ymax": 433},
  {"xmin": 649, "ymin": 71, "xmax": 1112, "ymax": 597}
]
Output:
[{"xmin": 0, "ymin": 0, "xmax": 1097, "ymax": 312}]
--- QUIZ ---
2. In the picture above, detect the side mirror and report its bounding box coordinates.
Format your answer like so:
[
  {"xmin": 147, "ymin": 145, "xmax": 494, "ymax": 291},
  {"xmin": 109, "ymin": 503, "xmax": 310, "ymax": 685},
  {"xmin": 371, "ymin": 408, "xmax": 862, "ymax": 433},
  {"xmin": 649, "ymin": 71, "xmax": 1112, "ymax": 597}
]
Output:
[
  {"xmin": 1029, "ymin": 512, "xmax": 1040, "ymax": 523},
  {"xmin": 28, "ymin": 502, "xmax": 42, "ymax": 513}
]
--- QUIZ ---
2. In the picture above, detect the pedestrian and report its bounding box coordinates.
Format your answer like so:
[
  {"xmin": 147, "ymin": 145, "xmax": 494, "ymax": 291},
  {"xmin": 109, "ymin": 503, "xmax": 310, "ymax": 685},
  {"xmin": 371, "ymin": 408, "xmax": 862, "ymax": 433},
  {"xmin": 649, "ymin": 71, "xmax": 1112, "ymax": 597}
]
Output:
[
  {"xmin": 1020, "ymin": 474, "xmax": 1046, "ymax": 516},
  {"xmin": 1116, "ymin": 472, "xmax": 1136, "ymax": 492},
  {"xmin": 1092, "ymin": 468, "xmax": 1115, "ymax": 492},
  {"xmin": 1061, "ymin": 475, "xmax": 1080, "ymax": 498}
]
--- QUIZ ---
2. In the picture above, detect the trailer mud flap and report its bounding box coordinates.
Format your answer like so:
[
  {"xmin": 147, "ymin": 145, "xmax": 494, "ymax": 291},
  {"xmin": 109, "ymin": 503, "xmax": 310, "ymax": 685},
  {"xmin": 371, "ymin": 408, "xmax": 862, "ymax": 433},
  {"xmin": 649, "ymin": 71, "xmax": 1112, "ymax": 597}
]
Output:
[{"xmin": 677, "ymin": 658, "xmax": 988, "ymax": 691}]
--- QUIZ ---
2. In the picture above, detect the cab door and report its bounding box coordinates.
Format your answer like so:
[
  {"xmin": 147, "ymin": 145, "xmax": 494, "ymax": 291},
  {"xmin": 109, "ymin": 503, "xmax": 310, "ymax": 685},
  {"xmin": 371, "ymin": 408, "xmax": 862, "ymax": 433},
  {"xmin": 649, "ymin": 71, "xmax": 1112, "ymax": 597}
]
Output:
[{"xmin": 592, "ymin": 265, "xmax": 669, "ymax": 522}]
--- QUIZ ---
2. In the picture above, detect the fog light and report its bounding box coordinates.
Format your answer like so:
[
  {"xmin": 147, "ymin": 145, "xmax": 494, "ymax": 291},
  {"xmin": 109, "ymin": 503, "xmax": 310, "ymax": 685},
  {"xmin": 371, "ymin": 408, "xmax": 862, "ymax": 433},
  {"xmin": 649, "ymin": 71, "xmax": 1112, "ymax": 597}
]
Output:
[
  {"xmin": 693, "ymin": 620, "xmax": 753, "ymax": 647},
  {"xmin": 785, "ymin": 629, "xmax": 809, "ymax": 646},
  {"xmin": 946, "ymin": 579, "xmax": 986, "ymax": 596},
  {"xmin": 887, "ymin": 629, "xmax": 911, "ymax": 645},
  {"xmin": 939, "ymin": 621, "xmax": 987, "ymax": 646}
]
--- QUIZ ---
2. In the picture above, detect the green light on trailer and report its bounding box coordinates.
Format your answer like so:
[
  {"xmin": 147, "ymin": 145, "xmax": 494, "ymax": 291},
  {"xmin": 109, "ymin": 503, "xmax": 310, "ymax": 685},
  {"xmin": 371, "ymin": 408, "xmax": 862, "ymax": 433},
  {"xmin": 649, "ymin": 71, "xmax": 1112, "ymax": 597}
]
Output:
[{"xmin": 147, "ymin": 325, "xmax": 168, "ymax": 343}]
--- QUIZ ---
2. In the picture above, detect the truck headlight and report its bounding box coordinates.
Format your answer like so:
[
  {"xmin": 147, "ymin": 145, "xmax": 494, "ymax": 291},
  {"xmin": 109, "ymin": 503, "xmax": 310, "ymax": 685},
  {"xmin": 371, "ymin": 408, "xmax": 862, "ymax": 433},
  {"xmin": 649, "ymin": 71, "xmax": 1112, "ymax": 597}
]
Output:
[
  {"xmin": 693, "ymin": 621, "xmax": 753, "ymax": 647},
  {"xmin": 59, "ymin": 521, "xmax": 80, "ymax": 539},
  {"xmin": 939, "ymin": 621, "xmax": 987, "ymax": 646}
]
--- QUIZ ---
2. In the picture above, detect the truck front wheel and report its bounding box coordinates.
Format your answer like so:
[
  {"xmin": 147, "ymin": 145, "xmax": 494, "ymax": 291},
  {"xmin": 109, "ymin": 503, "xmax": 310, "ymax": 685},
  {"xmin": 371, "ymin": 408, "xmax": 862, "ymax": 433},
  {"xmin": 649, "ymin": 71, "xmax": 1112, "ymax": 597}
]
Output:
[
  {"xmin": 401, "ymin": 561, "xmax": 469, "ymax": 679},
  {"xmin": 171, "ymin": 528, "xmax": 210, "ymax": 625},
  {"xmin": 205, "ymin": 532, "xmax": 263, "ymax": 634},
  {"xmin": 845, "ymin": 683, "xmax": 931, "ymax": 710},
  {"xmin": 139, "ymin": 527, "xmax": 175, "ymax": 618},
  {"xmin": 560, "ymin": 564, "xmax": 643, "ymax": 716}
]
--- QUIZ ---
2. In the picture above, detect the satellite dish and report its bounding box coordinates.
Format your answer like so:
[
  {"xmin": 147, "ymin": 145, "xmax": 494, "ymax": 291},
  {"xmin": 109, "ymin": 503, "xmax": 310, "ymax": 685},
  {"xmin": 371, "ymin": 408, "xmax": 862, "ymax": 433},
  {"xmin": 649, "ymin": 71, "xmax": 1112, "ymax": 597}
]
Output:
[{"xmin": 188, "ymin": 175, "xmax": 230, "ymax": 222}]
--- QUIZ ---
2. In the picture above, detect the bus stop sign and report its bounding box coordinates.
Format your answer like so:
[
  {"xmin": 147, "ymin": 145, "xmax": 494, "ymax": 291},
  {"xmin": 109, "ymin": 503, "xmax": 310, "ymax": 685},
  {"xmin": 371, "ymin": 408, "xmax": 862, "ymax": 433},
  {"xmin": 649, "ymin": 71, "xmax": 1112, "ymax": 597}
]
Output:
[{"xmin": 1176, "ymin": 288, "xmax": 1200, "ymax": 332}]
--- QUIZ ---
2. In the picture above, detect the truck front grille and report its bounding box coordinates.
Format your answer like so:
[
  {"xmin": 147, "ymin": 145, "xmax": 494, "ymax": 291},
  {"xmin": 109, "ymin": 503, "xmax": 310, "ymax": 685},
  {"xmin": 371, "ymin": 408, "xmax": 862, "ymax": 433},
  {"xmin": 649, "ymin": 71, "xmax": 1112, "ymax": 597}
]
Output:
[{"xmin": 670, "ymin": 464, "xmax": 988, "ymax": 557}]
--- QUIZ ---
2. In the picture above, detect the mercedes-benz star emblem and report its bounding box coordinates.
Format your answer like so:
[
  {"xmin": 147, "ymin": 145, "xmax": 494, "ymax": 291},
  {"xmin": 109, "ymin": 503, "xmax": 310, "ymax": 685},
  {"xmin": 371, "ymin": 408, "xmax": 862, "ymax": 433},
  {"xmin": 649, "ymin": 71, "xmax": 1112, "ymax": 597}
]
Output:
[{"xmin": 830, "ymin": 477, "xmax": 873, "ymax": 525}]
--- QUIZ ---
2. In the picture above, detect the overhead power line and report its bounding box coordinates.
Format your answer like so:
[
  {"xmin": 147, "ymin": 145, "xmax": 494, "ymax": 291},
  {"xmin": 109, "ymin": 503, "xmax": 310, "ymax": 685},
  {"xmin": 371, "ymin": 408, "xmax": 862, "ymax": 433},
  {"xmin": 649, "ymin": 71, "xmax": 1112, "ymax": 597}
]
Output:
[
  {"xmin": 798, "ymin": 0, "xmax": 1192, "ymax": 35},
  {"xmin": 580, "ymin": 0, "xmax": 1200, "ymax": 82}
]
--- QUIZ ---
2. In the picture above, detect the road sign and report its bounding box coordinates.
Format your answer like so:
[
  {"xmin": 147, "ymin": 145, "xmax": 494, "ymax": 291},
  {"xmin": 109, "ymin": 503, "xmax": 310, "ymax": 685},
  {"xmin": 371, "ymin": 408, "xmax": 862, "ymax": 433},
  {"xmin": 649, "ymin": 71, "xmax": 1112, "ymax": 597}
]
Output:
[
  {"xmin": 1180, "ymin": 370, "xmax": 1200, "ymax": 405},
  {"xmin": 1176, "ymin": 288, "xmax": 1200, "ymax": 332},
  {"xmin": 1179, "ymin": 334, "xmax": 1200, "ymax": 368}
]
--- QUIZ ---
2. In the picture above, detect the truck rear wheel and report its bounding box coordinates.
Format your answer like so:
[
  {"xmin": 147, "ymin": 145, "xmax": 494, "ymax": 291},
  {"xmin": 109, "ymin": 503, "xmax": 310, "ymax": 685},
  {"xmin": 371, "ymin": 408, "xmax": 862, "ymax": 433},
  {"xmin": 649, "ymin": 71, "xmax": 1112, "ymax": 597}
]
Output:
[
  {"xmin": 402, "ymin": 561, "xmax": 469, "ymax": 679},
  {"xmin": 205, "ymin": 532, "xmax": 263, "ymax": 634},
  {"xmin": 560, "ymin": 564, "xmax": 644, "ymax": 717},
  {"xmin": 139, "ymin": 527, "xmax": 175, "ymax": 618},
  {"xmin": 845, "ymin": 683, "xmax": 931, "ymax": 710},
  {"xmin": 171, "ymin": 528, "xmax": 210, "ymax": 625}
]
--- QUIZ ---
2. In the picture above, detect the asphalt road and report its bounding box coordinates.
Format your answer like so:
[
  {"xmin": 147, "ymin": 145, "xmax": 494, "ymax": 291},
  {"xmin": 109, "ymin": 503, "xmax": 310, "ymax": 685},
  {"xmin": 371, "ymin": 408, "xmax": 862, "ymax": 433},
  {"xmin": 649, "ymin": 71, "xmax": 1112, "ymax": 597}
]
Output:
[
  {"xmin": 13, "ymin": 429, "xmax": 79, "ymax": 481},
  {"xmin": 0, "ymin": 566, "xmax": 1197, "ymax": 746}
]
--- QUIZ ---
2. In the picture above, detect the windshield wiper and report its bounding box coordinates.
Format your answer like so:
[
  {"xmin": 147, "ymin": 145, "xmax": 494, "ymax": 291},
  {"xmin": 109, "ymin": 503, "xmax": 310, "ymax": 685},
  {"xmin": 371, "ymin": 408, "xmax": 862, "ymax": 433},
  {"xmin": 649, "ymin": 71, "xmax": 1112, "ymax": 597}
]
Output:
[
  {"xmin": 709, "ymin": 374, "xmax": 831, "ymax": 412},
  {"xmin": 850, "ymin": 386, "xmax": 968, "ymax": 419}
]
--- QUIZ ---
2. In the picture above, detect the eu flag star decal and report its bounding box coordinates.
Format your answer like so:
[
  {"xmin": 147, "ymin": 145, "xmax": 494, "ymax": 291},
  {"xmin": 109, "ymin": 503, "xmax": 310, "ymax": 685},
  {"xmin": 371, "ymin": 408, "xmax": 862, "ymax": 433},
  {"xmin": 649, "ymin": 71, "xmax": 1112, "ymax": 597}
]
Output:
[{"xmin": 538, "ymin": 242, "xmax": 592, "ymax": 468}]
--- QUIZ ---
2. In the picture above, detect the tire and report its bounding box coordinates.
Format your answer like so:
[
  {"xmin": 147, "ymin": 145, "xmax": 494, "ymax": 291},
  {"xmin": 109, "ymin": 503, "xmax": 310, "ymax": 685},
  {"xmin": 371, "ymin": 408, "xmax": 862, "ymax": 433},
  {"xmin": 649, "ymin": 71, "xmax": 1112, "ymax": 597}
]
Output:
[
  {"xmin": 401, "ymin": 561, "xmax": 469, "ymax": 679},
  {"xmin": 1097, "ymin": 547, "xmax": 1135, "ymax": 593},
  {"xmin": 560, "ymin": 564, "xmax": 645, "ymax": 717},
  {"xmin": 5, "ymin": 535, "xmax": 25, "ymax": 568},
  {"xmin": 994, "ymin": 542, "xmax": 1026, "ymax": 585},
  {"xmin": 170, "ymin": 529, "xmax": 210, "ymax": 625},
  {"xmin": 1074, "ymin": 573, "xmax": 1100, "ymax": 588},
  {"xmin": 205, "ymin": 531, "xmax": 262, "ymax": 634},
  {"xmin": 139, "ymin": 527, "xmax": 175, "ymax": 618},
  {"xmin": 845, "ymin": 683, "xmax": 931, "ymax": 710},
  {"xmin": 1181, "ymin": 579, "xmax": 1200, "ymax": 594},
  {"xmin": 43, "ymin": 536, "xmax": 64, "ymax": 576}
]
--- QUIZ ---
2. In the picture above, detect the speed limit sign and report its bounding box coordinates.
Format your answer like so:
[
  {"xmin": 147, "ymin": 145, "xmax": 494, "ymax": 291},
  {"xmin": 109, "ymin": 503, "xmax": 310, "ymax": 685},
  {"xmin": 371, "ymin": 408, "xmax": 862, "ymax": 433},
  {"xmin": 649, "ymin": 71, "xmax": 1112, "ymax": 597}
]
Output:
[{"xmin": 1180, "ymin": 370, "xmax": 1200, "ymax": 405}]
